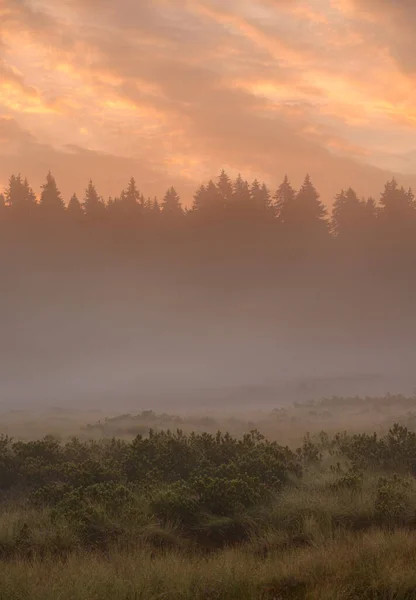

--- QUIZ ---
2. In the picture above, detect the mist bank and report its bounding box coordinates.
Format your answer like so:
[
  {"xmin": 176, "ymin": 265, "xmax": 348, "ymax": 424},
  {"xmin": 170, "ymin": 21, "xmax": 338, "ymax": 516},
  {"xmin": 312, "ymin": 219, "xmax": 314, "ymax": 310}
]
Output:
[{"xmin": 1, "ymin": 228, "xmax": 416, "ymax": 410}]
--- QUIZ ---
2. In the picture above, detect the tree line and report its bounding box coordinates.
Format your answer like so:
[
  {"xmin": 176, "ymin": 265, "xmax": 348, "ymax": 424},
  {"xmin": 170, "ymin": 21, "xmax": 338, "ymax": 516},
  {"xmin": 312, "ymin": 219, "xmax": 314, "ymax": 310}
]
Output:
[{"xmin": 1, "ymin": 170, "xmax": 415, "ymax": 240}]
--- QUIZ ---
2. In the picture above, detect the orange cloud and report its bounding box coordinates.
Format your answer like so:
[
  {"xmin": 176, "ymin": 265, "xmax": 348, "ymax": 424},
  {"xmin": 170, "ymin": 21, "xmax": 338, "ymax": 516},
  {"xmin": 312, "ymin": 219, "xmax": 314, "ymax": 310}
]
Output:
[{"xmin": 2, "ymin": 0, "xmax": 416, "ymax": 205}]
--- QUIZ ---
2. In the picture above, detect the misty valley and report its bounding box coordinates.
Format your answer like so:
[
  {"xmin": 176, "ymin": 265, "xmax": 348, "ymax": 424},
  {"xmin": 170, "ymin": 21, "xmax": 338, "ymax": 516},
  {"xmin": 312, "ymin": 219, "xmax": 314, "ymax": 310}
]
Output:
[
  {"xmin": 1, "ymin": 170, "xmax": 416, "ymax": 598},
  {"xmin": 3, "ymin": 0, "xmax": 416, "ymax": 594}
]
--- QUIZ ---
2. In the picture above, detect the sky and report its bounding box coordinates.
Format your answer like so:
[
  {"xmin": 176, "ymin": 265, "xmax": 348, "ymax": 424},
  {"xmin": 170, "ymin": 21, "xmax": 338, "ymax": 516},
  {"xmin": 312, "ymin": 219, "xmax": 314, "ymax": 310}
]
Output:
[{"xmin": 2, "ymin": 0, "xmax": 416, "ymax": 205}]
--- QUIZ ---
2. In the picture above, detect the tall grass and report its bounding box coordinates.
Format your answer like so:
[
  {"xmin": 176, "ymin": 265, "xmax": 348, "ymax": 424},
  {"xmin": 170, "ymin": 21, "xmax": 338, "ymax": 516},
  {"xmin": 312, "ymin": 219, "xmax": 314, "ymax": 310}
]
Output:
[
  {"xmin": 2, "ymin": 404, "xmax": 416, "ymax": 598},
  {"xmin": 1, "ymin": 529, "xmax": 416, "ymax": 599}
]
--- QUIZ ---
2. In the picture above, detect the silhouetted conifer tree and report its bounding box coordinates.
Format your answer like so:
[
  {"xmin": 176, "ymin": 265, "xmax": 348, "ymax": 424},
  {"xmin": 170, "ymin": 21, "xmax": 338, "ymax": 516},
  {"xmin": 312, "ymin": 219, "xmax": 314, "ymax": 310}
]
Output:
[
  {"xmin": 125, "ymin": 177, "xmax": 140, "ymax": 205},
  {"xmin": 5, "ymin": 174, "xmax": 37, "ymax": 219},
  {"xmin": 192, "ymin": 184, "xmax": 207, "ymax": 211},
  {"xmin": 365, "ymin": 197, "xmax": 378, "ymax": 218},
  {"xmin": 206, "ymin": 180, "xmax": 223, "ymax": 211},
  {"xmin": 379, "ymin": 178, "xmax": 415, "ymax": 232},
  {"xmin": 143, "ymin": 197, "xmax": 152, "ymax": 212},
  {"xmin": 152, "ymin": 198, "xmax": 161, "ymax": 214},
  {"xmin": 110, "ymin": 178, "xmax": 142, "ymax": 224},
  {"xmin": 39, "ymin": 172, "xmax": 65, "ymax": 218},
  {"xmin": 362, "ymin": 197, "xmax": 379, "ymax": 237},
  {"xmin": 274, "ymin": 175, "xmax": 296, "ymax": 224},
  {"xmin": 142, "ymin": 196, "xmax": 160, "ymax": 219},
  {"xmin": 332, "ymin": 187, "xmax": 367, "ymax": 238},
  {"xmin": 67, "ymin": 193, "xmax": 84, "ymax": 221},
  {"xmin": 123, "ymin": 177, "xmax": 142, "ymax": 218},
  {"xmin": 217, "ymin": 170, "xmax": 233, "ymax": 209},
  {"xmin": 292, "ymin": 174, "xmax": 328, "ymax": 234},
  {"xmin": 230, "ymin": 174, "xmax": 251, "ymax": 218},
  {"xmin": 251, "ymin": 179, "xmax": 274, "ymax": 218},
  {"xmin": 161, "ymin": 186, "xmax": 183, "ymax": 220},
  {"xmin": 192, "ymin": 180, "xmax": 226, "ymax": 223},
  {"xmin": 82, "ymin": 180, "xmax": 106, "ymax": 221}
]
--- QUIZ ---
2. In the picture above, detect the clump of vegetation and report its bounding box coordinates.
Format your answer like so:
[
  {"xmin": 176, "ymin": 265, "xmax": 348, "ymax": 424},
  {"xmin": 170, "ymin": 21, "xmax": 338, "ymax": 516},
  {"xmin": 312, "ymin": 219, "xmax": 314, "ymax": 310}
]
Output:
[{"xmin": 2, "ymin": 410, "xmax": 416, "ymax": 598}]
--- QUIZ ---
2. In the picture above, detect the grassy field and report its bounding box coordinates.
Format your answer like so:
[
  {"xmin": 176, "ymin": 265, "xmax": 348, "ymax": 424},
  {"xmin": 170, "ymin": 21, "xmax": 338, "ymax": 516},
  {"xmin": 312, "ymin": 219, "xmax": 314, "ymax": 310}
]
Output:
[
  {"xmin": 2, "ymin": 530, "xmax": 416, "ymax": 599},
  {"xmin": 2, "ymin": 395, "xmax": 416, "ymax": 599}
]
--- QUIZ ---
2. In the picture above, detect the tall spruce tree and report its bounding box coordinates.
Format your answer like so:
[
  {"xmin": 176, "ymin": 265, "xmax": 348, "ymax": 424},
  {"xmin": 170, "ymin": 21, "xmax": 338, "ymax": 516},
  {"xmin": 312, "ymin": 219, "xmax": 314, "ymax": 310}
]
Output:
[
  {"xmin": 293, "ymin": 174, "xmax": 328, "ymax": 234},
  {"xmin": 39, "ymin": 172, "xmax": 65, "ymax": 217},
  {"xmin": 123, "ymin": 177, "xmax": 142, "ymax": 219},
  {"xmin": 161, "ymin": 187, "xmax": 183, "ymax": 220},
  {"xmin": 362, "ymin": 197, "xmax": 379, "ymax": 236},
  {"xmin": 82, "ymin": 180, "xmax": 106, "ymax": 221},
  {"xmin": 379, "ymin": 178, "xmax": 416, "ymax": 230},
  {"xmin": 224, "ymin": 174, "xmax": 252, "ymax": 221},
  {"xmin": 331, "ymin": 187, "xmax": 367, "ymax": 238},
  {"xmin": 111, "ymin": 178, "xmax": 142, "ymax": 224},
  {"xmin": 67, "ymin": 193, "xmax": 84, "ymax": 221},
  {"xmin": 5, "ymin": 174, "xmax": 37, "ymax": 218},
  {"xmin": 251, "ymin": 179, "xmax": 274, "ymax": 218},
  {"xmin": 152, "ymin": 198, "xmax": 161, "ymax": 215},
  {"xmin": 192, "ymin": 184, "xmax": 207, "ymax": 212},
  {"xmin": 274, "ymin": 175, "xmax": 296, "ymax": 224},
  {"xmin": 217, "ymin": 170, "xmax": 233, "ymax": 209}
]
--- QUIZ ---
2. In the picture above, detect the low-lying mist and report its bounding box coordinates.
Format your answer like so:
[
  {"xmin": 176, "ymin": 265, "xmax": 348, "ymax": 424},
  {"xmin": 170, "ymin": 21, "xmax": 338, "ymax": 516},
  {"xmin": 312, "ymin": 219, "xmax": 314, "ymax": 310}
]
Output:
[{"xmin": 1, "ymin": 228, "xmax": 415, "ymax": 412}]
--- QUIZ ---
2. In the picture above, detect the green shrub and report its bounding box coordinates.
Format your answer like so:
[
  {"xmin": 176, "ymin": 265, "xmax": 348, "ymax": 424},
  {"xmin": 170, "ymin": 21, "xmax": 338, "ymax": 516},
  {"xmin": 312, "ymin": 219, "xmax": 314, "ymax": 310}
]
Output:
[
  {"xmin": 150, "ymin": 483, "xmax": 199, "ymax": 527},
  {"xmin": 329, "ymin": 468, "xmax": 363, "ymax": 493},
  {"xmin": 191, "ymin": 475, "xmax": 269, "ymax": 516},
  {"xmin": 374, "ymin": 475, "xmax": 412, "ymax": 526}
]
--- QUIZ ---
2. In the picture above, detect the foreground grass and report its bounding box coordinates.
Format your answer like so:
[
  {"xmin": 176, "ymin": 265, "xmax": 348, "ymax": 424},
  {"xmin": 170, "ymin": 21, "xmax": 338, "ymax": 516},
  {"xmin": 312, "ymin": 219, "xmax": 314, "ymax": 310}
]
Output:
[
  {"xmin": 3, "ymin": 408, "xmax": 416, "ymax": 598},
  {"xmin": 1, "ymin": 529, "xmax": 416, "ymax": 599}
]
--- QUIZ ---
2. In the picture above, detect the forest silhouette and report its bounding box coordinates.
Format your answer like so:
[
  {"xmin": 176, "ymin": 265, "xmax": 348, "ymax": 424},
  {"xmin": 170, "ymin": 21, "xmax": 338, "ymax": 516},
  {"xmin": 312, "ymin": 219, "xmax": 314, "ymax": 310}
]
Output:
[
  {"xmin": 1, "ymin": 169, "xmax": 414, "ymax": 244},
  {"xmin": 1, "ymin": 168, "xmax": 416, "ymax": 408}
]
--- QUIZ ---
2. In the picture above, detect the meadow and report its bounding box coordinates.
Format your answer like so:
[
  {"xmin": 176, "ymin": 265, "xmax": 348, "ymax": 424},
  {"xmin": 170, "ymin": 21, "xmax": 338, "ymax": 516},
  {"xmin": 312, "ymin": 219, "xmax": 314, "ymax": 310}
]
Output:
[{"xmin": 2, "ymin": 395, "xmax": 416, "ymax": 599}]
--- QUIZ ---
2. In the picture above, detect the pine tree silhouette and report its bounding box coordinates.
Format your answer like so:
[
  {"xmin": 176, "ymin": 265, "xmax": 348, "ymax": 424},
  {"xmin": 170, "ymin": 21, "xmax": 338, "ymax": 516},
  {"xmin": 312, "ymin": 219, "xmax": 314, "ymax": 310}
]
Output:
[
  {"xmin": 192, "ymin": 184, "xmax": 207, "ymax": 212},
  {"xmin": 110, "ymin": 178, "xmax": 142, "ymax": 224},
  {"xmin": 292, "ymin": 174, "xmax": 328, "ymax": 234},
  {"xmin": 379, "ymin": 178, "xmax": 416, "ymax": 225},
  {"xmin": 39, "ymin": 172, "xmax": 65, "ymax": 218},
  {"xmin": 161, "ymin": 187, "xmax": 183, "ymax": 219},
  {"xmin": 332, "ymin": 187, "xmax": 368, "ymax": 238},
  {"xmin": 274, "ymin": 175, "xmax": 296, "ymax": 224},
  {"xmin": 230, "ymin": 174, "xmax": 251, "ymax": 219},
  {"xmin": 251, "ymin": 179, "xmax": 274, "ymax": 219},
  {"xmin": 67, "ymin": 193, "xmax": 84, "ymax": 221},
  {"xmin": 217, "ymin": 170, "xmax": 233, "ymax": 210},
  {"xmin": 124, "ymin": 177, "xmax": 142, "ymax": 218},
  {"xmin": 82, "ymin": 180, "xmax": 106, "ymax": 222},
  {"xmin": 5, "ymin": 174, "xmax": 37, "ymax": 219}
]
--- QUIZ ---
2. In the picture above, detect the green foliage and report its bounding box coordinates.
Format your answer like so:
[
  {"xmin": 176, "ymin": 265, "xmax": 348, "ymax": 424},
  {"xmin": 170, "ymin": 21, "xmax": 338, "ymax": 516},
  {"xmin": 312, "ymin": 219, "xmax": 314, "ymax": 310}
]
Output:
[
  {"xmin": 374, "ymin": 475, "xmax": 412, "ymax": 526},
  {"xmin": 329, "ymin": 467, "xmax": 363, "ymax": 493},
  {"xmin": 297, "ymin": 434, "xmax": 322, "ymax": 465},
  {"xmin": 336, "ymin": 424, "xmax": 416, "ymax": 472},
  {"xmin": 49, "ymin": 483, "xmax": 141, "ymax": 549},
  {"xmin": 3, "ymin": 419, "xmax": 416, "ymax": 560},
  {"xmin": 29, "ymin": 483, "xmax": 74, "ymax": 507},
  {"xmin": 192, "ymin": 474, "xmax": 267, "ymax": 516},
  {"xmin": 150, "ymin": 483, "xmax": 200, "ymax": 527}
]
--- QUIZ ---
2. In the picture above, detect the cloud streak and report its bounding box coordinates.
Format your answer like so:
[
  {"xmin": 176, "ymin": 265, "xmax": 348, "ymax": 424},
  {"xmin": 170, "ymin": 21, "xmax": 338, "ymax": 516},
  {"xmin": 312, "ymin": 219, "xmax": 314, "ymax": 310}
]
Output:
[{"xmin": 1, "ymin": 0, "xmax": 416, "ymax": 202}]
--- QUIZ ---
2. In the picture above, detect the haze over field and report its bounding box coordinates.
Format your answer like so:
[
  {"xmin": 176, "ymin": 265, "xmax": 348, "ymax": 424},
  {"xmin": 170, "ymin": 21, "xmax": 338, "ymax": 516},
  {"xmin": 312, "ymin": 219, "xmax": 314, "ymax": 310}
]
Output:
[
  {"xmin": 1, "ymin": 0, "xmax": 416, "ymax": 411},
  {"xmin": 1, "ymin": 227, "xmax": 416, "ymax": 410}
]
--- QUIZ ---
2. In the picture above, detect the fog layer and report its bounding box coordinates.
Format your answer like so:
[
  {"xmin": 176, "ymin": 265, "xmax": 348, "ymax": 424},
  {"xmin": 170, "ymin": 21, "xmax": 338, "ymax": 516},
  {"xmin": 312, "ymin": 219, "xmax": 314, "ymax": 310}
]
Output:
[{"xmin": 1, "ymin": 226, "xmax": 415, "ymax": 411}]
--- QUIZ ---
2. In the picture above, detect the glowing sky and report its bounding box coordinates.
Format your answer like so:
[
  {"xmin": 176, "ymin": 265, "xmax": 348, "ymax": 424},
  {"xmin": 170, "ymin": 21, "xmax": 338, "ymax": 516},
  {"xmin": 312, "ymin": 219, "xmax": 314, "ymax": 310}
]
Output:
[{"xmin": 2, "ymin": 0, "xmax": 416, "ymax": 204}]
